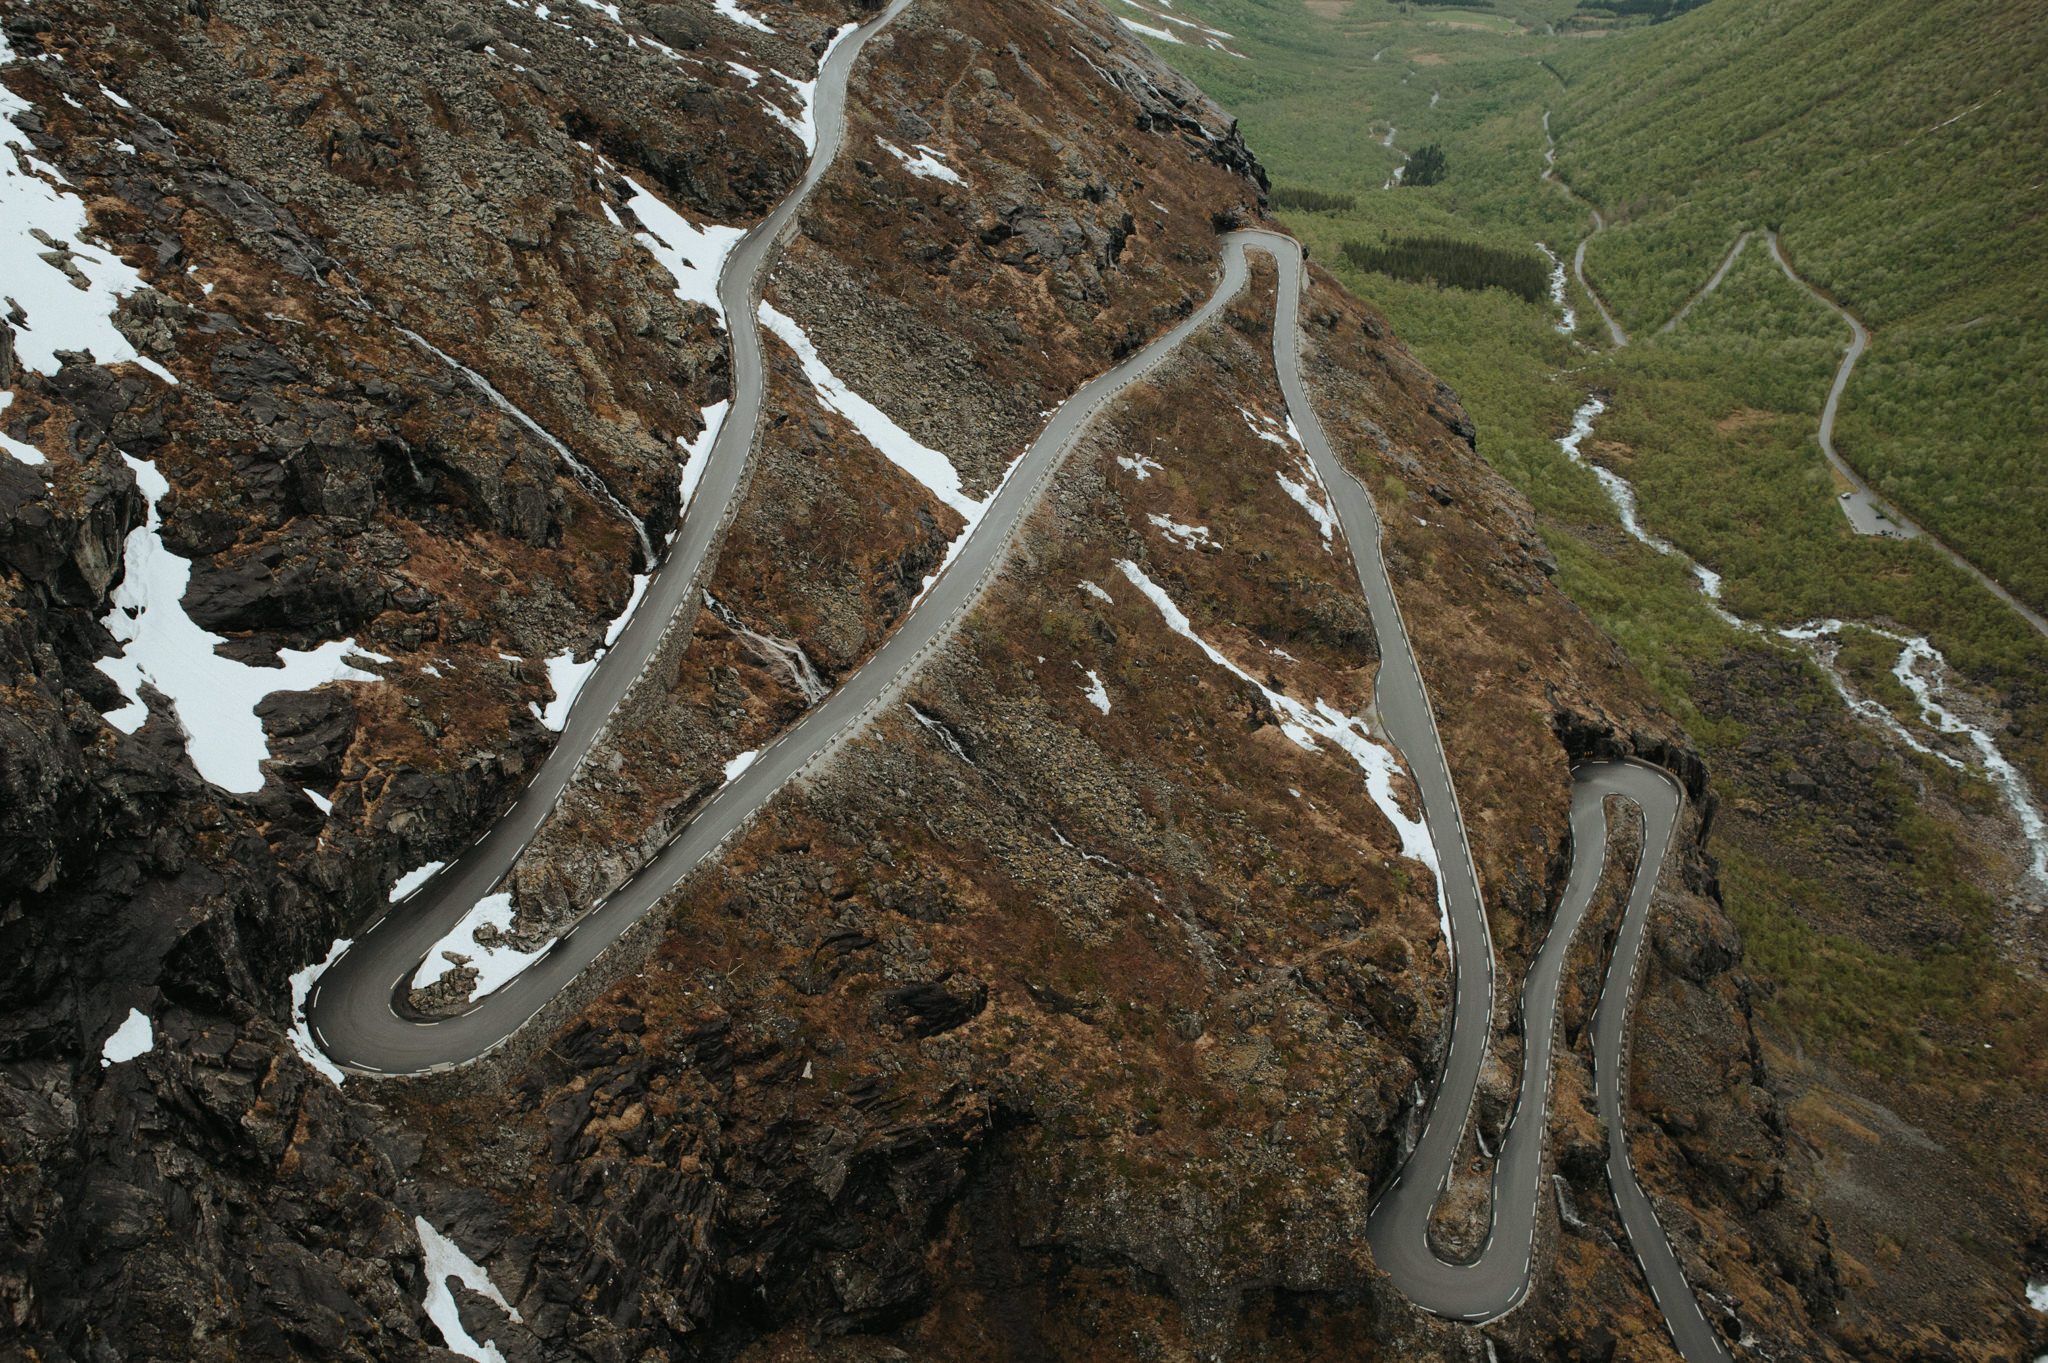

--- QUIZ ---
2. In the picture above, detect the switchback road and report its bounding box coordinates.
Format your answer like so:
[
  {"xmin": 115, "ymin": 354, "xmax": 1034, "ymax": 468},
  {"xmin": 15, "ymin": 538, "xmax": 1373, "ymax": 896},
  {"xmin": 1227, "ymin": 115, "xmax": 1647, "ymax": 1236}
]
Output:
[{"xmin": 305, "ymin": 34, "xmax": 1731, "ymax": 1358}]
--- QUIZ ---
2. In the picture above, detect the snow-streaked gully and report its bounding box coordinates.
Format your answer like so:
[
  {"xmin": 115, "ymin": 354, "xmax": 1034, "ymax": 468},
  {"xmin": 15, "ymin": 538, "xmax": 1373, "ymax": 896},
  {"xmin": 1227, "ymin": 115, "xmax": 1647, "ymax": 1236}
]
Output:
[{"xmin": 305, "ymin": 5, "xmax": 1730, "ymax": 1356}]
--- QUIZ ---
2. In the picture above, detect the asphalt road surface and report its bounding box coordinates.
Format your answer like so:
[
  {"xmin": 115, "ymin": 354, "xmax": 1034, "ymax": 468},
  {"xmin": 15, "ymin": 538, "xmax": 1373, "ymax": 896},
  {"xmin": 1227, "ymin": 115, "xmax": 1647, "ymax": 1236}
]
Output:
[
  {"xmin": 1655, "ymin": 228, "xmax": 2045, "ymax": 640},
  {"xmin": 1262, "ymin": 234, "xmax": 1728, "ymax": 1358},
  {"xmin": 305, "ymin": 203, "xmax": 1266, "ymax": 1074},
  {"xmin": 304, "ymin": 49, "xmax": 1732, "ymax": 1353}
]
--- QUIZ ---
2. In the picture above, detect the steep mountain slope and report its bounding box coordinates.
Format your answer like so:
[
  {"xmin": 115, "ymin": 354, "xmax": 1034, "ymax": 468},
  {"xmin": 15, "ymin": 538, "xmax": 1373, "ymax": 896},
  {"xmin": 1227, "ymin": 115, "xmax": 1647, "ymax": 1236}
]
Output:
[
  {"xmin": 3, "ymin": 0, "xmax": 1806, "ymax": 1358},
  {"xmin": 1124, "ymin": 0, "xmax": 2048, "ymax": 1358}
]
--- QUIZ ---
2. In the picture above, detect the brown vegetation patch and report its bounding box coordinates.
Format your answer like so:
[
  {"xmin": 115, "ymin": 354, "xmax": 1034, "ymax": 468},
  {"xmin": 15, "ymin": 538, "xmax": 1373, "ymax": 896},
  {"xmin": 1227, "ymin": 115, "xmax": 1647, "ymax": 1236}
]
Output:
[{"xmin": 1714, "ymin": 407, "xmax": 1775, "ymax": 434}]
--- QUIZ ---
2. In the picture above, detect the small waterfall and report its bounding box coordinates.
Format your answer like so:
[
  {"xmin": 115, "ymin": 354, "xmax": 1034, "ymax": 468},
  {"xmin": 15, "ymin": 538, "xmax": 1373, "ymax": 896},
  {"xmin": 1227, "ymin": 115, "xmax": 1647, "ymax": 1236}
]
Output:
[{"xmin": 703, "ymin": 592, "xmax": 828, "ymax": 703}]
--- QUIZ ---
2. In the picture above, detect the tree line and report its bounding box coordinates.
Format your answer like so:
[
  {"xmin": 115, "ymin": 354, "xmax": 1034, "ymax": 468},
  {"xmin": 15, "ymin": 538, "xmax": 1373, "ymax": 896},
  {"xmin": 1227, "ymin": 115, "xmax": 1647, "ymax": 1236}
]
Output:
[
  {"xmin": 1339, "ymin": 234, "xmax": 1548, "ymax": 303},
  {"xmin": 1272, "ymin": 186, "xmax": 1358, "ymax": 213}
]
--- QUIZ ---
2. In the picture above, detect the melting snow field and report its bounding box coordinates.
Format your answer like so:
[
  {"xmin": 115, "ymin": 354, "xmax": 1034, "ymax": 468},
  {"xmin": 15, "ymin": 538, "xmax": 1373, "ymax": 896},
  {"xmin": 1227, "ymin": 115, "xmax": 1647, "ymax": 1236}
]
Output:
[
  {"xmin": 614, "ymin": 178, "xmax": 746, "ymax": 321},
  {"xmin": 391, "ymin": 861, "xmax": 447, "ymax": 902},
  {"xmin": 5, "ymin": 41, "xmax": 360, "ymax": 795},
  {"xmin": 677, "ymin": 399, "xmax": 729, "ymax": 518},
  {"xmin": 760, "ymin": 303, "xmax": 977, "ymax": 520},
  {"xmin": 417, "ymin": 892, "xmax": 541, "ymax": 1001},
  {"xmin": 0, "ymin": 38, "xmax": 175, "ymax": 384},
  {"xmin": 97, "ymin": 455, "xmax": 386, "ymax": 793},
  {"xmin": 710, "ymin": 0, "xmax": 773, "ymax": 33},
  {"xmin": 1241, "ymin": 408, "xmax": 1337, "ymax": 548},
  {"xmin": 289, "ymin": 938, "xmax": 353, "ymax": 1087},
  {"xmin": 1, "ymin": 392, "xmax": 46, "ymax": 465},
  {"xmin": 1117, "ymin": 15, "xmax": 1181, "ymax": 43},
  {"xmin": 758, "ymin": 302, "xmax": 1029, "ymax": 603},
  {"xmin": 1116, "ymin": 561, "xmax": 1449, "ymax": 943},
  {"xmin": 533, "ymin": 573, "xmax": 650, "ymax": 731},
  {"xmin": 1148, "ymin": 514, "xmax": 1214, "ymax": 550},
  {"xmin": 1080, "ymin": 669, "xmax": 1112, "ymax": 714},
  {"xmin": 876, "ymin": 137, "xmax": 964, "ymax": 185},
  {"xmin": 100, "ymin": 1008, "xmax": 153, "ymax": 1068},
  {"xmin": 755, "ymin": 25, "xmax": 857, "ymax": 154},
  {"xmin": 417, "ymin": 1217, "xmax": 522, "ymax": 1363}
]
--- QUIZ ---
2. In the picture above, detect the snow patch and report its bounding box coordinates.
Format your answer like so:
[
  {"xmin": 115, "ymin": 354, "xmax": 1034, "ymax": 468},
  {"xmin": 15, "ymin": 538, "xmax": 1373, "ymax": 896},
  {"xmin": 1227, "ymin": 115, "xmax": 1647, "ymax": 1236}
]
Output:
[
  {"xmin": 1116, "ymin": 560, "xmax": 1446, "ymax": 940},
  {"xmin": 2028, "ymin": 1276, "xmax": 2048, "ymax": 1312},
  {"xmin": 1117, "ymin": 15, "xmax": 1182, "ymax": 43},
  {"xmin": 677, "ymin": 400, "xmax": 728, "ymax": 518},
  {"xmin": 418, "ymin": 892, "xmax": 541, "ymax": 1001},
  {"xmin": 758, "ymin": 302, "xmax": 980, "ymax": 521},
  {"xmin": 417, "ymin": 1216, "xmax": 521, "ymax": 1363},
  {"xmin": 1116, "ymin": 453, "xmax": 1164, "ymax": 479},
  {"xmin": 876, "ymin": 137, "xmax": 965, "ymax": 185},
  {"xmin": 1239, "ymin": 406, "xmax": 1292, "ymax": 448},
  {"xmin": 534, "ymin": 574, "xmax": 650, "ymax": 731},
  {"xmin": 391, "ymin": 861, "xmax": 447, "ymax": 902},
  {"xmin": 289, "ymin": 937, "xmax": 353, "ymax": 1087},
  {"xmin": 96, "ymin": 454, "xmax": 385, "ymax": 793},
  {"xmin": 619, "ymin": 179, "xmax": 746, "ymax": 321},
  {"xmin": 723, "ymin": 748, "xmax": 760, "ymax": 783},
  {"xmin": 1241, "ymin": 410, "xmax": 1335, "ymax": 548},
  {"xmin": 100, "ymin": 1008, "xmax": 153, "ymax": 1067},
  {"xmin": 0, "ymin": 392, "xmax": 46, "ymax": 465},
  {"xmin": 710, "ymin": 0, "xmax": 773, "ymax": 32},
  {"xmin": 1078, "ymin": 580, "xmax": 1114, "ymax": 605},
  {"xmin": 1117, "ymin": 0, "xmax": 1234, "ymax": 37},
  {"xmin": 0, "ymin": 49, "xmax": 177, "ymax": 383},
  {"xmin": 757, "ymin": 27, "xmax": 855, "ymax": 154},
  {"xmin": 1277, "ymin": 470, "xmax": 1336, "ymax": 547},
  {"xmin": 1080, "ymin": 669, "xmax": 1111, "ymax": 714},
  {"xmin": 1147, "ymin": 514, "xmax": 1214, "ymax": 550},
  {"xmin": 304, "ymin": 787, "xmax": 333, "ymax": 814}
]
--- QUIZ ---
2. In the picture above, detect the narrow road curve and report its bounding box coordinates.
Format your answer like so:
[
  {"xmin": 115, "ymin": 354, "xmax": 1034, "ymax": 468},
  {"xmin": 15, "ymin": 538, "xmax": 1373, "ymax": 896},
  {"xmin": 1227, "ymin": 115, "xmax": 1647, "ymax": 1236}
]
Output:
[
  {"xmin": 1653, "ymin": 228, "xmax": 2048, "ymax": 641},
  {"xmin": 304, "ymin": 0, "xmax": 916, "ymax": 1068},
  {"xmin": 1761, "ymin": 235, "xmax": 2048, "ymax": 640},
  {"xmin": 307, "ymin": 229, "xmax": 1267, "ymax": 1073},
  {"xmin": 1587, "ymin": 764, "xmax": 1734, "ymax": 1363},
  {"xmin": 302, "ymin": 50, "xmax": 1730, "ymax": 1354},
  {"xmin": 1658, "ymin": 230, "xmax": 1752, "ymax": 336},
  {"xmin": 1269, "ymin": 234, "xmax": 1726, "ymax": 1356}
]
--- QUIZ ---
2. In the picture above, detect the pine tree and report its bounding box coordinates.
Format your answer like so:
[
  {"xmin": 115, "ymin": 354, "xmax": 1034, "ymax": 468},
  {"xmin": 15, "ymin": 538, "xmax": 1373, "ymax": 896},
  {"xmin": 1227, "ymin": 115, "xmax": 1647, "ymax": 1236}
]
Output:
[{"xmin": 1406, "ymin": 144, "xmax": 1448, "ymax": 187}]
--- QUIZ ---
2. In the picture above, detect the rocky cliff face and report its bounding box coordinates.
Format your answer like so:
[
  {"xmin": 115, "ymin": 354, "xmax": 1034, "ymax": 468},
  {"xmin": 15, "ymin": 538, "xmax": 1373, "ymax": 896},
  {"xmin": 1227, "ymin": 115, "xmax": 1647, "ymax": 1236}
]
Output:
[{"xmin": 0, "ymin": 0, "xmax": 1829, "ymax": 1359}]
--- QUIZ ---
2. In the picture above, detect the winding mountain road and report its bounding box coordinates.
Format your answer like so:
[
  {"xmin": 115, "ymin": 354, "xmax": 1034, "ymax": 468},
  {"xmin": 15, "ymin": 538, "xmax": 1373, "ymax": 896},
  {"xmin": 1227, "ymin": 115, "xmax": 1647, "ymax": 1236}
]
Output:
[
  {"xmin": 1652, "ymin": 228, "xmax": 2048, "ymax": 641},
  {"xmin": 1270, "ymin": 232, "xmax": 1726, "ymax": 1357},
  {"xmin": 305, "ymin": 23, "xmax": 1730, "ymax": 1359},
  {"xmin": 305, "ymin": 0, "xmax": 918, "ymax": 1071},
  {"xmin": 1762, "ymin": 236, "xmax": 2048, "ymax": 639}
]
